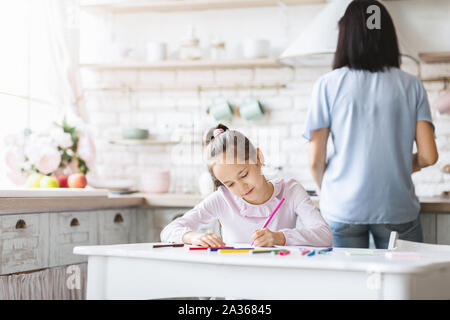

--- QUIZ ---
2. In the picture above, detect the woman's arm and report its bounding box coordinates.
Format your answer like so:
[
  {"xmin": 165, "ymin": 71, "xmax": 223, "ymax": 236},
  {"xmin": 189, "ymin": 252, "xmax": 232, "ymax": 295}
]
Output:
[
  {"xmin": 308, "ymin": 128, "xmax": 330, "ymax": 190},
  {"xmin": 413, "ymin": 121, "xmax": 438, "ymax": 173}
]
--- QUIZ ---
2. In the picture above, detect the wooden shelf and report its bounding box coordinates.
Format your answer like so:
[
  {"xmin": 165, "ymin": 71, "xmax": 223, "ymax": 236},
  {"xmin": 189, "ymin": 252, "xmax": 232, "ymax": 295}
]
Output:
[
  {"xmin": 80, "ymin": 0, "xmax": 324, "ymax": 13},
  {"xmin": 80, "ymin": 58, "xmax": 287, "ymax": 71},
  {"xmin": 419, "ymin": 52, "xmax": 450, "ymax": 63},
  {"xmin": 109, "ymin": 139, "xmax": 180, "ymax": 146}
]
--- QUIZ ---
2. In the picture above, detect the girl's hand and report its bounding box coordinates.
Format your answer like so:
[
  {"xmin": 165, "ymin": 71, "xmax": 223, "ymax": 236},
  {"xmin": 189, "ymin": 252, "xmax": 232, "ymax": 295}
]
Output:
[
  {"xmin": 183, "ymin": 232, "xmax": 226, "ymax": 247},
  {"xmin": 252, "ymin": 229, "xmax": 286, "ymax": 247}
]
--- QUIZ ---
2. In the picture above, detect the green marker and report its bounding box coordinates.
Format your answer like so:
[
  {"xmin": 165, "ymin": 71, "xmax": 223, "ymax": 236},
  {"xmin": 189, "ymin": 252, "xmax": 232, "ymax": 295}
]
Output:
[{"xmin": 345, "ymin": 250, "xmax": 376, "ymax": 256}]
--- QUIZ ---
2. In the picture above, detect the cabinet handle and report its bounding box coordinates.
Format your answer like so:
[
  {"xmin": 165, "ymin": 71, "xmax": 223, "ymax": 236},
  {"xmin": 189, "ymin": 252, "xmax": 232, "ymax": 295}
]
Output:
[
  {"xmin": 114, "ymin": 213, "xmax": 124, "ymax": 224},
  {"xmin": 70, "ymin": 218, "xmax": 80, "ymax": 227},
  {"xmin": 15, "ymin": 219, "xmax": 27, "ymax": 229}
]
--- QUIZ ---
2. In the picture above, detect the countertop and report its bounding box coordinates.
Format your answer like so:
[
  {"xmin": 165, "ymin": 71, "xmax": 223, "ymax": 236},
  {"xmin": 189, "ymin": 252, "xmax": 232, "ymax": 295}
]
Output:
[{"xmin": 0, "ymin": 192, "xmax": 449, "ymax": 215}]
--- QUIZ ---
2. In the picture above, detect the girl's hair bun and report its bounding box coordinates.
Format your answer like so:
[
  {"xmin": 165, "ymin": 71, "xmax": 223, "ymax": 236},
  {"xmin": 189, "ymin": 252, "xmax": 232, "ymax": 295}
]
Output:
[{"xmin": 203, "ymin": 123, "xmax": 229, "ymax": 146}]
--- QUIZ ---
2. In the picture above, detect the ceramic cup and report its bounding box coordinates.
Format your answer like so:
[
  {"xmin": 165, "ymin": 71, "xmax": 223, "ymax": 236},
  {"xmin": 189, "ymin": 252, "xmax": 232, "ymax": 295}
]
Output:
[
  {"xmin": 122, "ymin": 128, "xmax": 149, "ymax": 140},
  {"xmin": 209, "ymin": 101, "xmax": 234, "ymax": 121},
  {"xmin": 140, "ymin": 170, "xmax": 171, "ymax": 193},
  {"xmin": 243, "ymin": 39, "xmax": 270, "ymax": 59},
  {"xmin": 240, "ymin": 99, "xmax": 264, "ymax": 120},
  {"xmin": 147, "ymin": 41, "xmax": 167, "ymax": 62}
]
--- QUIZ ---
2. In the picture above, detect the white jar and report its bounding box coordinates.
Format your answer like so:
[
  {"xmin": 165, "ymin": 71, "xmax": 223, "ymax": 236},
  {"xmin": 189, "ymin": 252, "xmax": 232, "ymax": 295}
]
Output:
[
  {"xmin": 243, "ymin": 39, "xmax": 270, "ymax": 59},
  {"xmin": 147, "ymin": 41, "xmax": 167, "ymax": 62}
]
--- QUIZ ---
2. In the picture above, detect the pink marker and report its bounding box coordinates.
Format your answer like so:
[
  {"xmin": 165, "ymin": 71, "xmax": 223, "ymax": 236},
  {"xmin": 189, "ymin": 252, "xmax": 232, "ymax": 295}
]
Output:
[{"xmin": 251, "ymin": 197, "xmax": 285, "ymax": 246}]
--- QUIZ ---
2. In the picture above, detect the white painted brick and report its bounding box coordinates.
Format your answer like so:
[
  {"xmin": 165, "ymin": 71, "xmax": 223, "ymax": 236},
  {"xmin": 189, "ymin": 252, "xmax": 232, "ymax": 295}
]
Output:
[
  {"xmin": 251, "ymin": 87, "xmax": 278, "ymax": 97},
  {"xmin": 289, "ymin": 154, "xmax": 309, "ymax": 167},
  {"xmin": 424, "ymin": 81, "xmax": 446, "ymax": 92},
  {"xmin": 401, "ymin": 61, "xmax": 420, "ymax": 77},
  {"xmin": 138, "ymin": 70, "xmax": 176, "ymax": 85},
  {"xmin": 290, "ymin": 123, "xmax": 307, "ymax": 138},
  {"xmin": 100, "ymin": 70, "xmax": 137, "ymax": 87},
  {"xmin": 281, "ymin": 82, "xmax": 315, "ymax": 96},
  {"xmin": 421, "ymin": 63, "xmax": 450, "ymax": 79},
  {"xmin": 88, "ymin": 112, "xmax": 118, "ymax": 126},
  {"xmin": 214, "ymin": 68, "xmax": 254, "ymax": 83},
  {"xmin": 434, "ymin": 119, "xmax": 450, "ymax": 136},
  {"xmin": 294, "ymin": 67, "xmax": 330, "ymax": 82},
  {"xmin": 254, "ymin": 67, "xmax": 294, "ymax": 82},
  {"xmin": 259, "ymin": 96, "xmax": 293, "ymax": 110},
  {"xmin": 138, "ymin": 95, "xmax": 176, "ymax": 109},
  {"xmin": 267, "ymin": 109, "xmax": 303, "ymax": 124},
  {"xmin": 80, "ymin": 68, "xmax": 102, "ymax": 87},
  {"xmin": 137, "ymin": 154, "xmax": 172, "ymax": 166},
  {"xmin": 412, "ymin": 167, "xmax": 443, "ymax": 184},
  {"xmin": 176, "ymin": 70, "xmax": 215, "ymax": 84},
  {"xmin": 294, "ymin": 96, "xmax": 311, "ymax": 111}
]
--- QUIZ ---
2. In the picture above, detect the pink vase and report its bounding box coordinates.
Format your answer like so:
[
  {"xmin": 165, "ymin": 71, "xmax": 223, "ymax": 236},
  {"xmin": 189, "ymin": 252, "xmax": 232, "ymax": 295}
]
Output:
[{"xmin": 140, "ymin": 170, "xmax": 171, "ymax": 193}]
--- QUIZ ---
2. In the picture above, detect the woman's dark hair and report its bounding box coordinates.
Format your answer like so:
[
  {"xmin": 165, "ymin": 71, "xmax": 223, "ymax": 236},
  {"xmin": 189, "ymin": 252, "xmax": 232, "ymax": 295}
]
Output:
[
  {"xmin": 203, "ymin": 124, "xmax": 257, "ymax": 190},
  {"xmin": 333, "ymin": 0, "xmax": 400, "ymax": 72}
]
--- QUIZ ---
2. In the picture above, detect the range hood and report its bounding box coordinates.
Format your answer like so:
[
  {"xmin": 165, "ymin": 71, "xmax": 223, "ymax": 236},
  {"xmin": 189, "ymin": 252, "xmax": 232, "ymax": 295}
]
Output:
[{"xmin": 279, "ymin": 0, "xmax": 420, "ymax": 67}]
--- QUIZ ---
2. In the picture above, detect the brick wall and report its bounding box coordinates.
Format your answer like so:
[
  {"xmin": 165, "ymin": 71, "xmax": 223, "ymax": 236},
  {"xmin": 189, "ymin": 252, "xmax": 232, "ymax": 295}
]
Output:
[{"xmin": 79, "ymin": 5, "xmax": 450, "ymax": 197}]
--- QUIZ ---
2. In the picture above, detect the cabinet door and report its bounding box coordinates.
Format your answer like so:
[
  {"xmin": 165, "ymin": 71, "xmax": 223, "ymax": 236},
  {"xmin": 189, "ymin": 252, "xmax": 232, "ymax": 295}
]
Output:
[
  {"xmin": 49, "ymin": 211, "xmax": 97, "ymax": 267},
  {"xmin": 0, "ymin": 213, "xmax": 49, "ymax": 274},
  {"xmin": 98, "ymin": 208, "xmax": 136, "ymax": 245},
  {"xmin": 437, "ymin": 214, "xmax": 450, "ymax": 245},
  {"xmin": 136, "ymin": 208, "xmax": 156, "ymax": 243},
  {"xmin": 420, "ymin": 213, "xmax": 436, "ymax": 244}
]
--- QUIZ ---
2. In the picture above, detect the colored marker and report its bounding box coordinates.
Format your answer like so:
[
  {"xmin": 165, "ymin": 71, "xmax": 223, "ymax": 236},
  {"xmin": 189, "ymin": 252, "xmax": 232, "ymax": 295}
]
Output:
[
  {"xmin": 345, "ymin": 250, "xmax": 375, "ymax": 256},
  {"xmin": 318, "ymin": 248, "xmax": 333, "ymax": 254},
  {"xmin": 207, "ymin": 247, "xmax": 235, "ymax": 252},
  {"xmin": 250, "ymin": 250, "xmax": 276, "ymax": 254},
  {"xmin": 219, "ymin": 249, "xmax": 253, "ymax": 253},
  {"xmin": 278, "ymin": 250, "xmax": 290, "ymax": 256},
  {"xmin": 152, "ymin": 243, "xmax": 184, "ymax": 248},
  {"xmin": 251, "ymin": 197, "xmax": 285, "ymax": 246},
  {"xmin": 189, "ymin": 246, "xmax": 234, "ymax": 251},
  {"xmin": 305, "ymin": 250, "xmax": 315, "ymax": 256}
]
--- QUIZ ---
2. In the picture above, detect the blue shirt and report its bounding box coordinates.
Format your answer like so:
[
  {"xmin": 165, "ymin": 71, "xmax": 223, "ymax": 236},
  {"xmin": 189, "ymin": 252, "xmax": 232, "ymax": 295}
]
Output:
[{"xmin": 303, "ymin": 67, "xmax": 433, "ymax": 224}]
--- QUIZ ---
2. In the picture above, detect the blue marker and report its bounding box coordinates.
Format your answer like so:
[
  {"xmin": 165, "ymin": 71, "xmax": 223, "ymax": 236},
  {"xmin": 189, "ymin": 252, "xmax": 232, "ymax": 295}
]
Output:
[
  {"xmin": 305, "ymin": 250, "xmax": 315, "ymax": 257},
  {"xmin": 318, "ymin": 247, "xmax": 333, "ymax": 254}
]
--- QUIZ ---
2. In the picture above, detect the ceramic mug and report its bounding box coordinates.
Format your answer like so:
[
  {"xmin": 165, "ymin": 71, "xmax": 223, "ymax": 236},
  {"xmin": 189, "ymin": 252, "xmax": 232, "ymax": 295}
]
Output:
[
  {"xmin": 147, "ymin": 41, "xmax": 167, "ymax": 62},
  {"xmin": 209, "ymin": 101, "xmax": 234, "ymax": 121},
  {"xmin": 243, "ymin": 39, "xmax": 270, "ymax": 59},
  {"xmin": 240, "ymin": 99, "xmax": 264, "ymax": 120}
]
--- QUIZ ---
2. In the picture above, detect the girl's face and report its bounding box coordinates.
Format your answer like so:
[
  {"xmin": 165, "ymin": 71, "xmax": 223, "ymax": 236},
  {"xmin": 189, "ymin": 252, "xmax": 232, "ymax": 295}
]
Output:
[{"xmin": 212, "ymin": 150, "xmax": 270, "ymax": 204}]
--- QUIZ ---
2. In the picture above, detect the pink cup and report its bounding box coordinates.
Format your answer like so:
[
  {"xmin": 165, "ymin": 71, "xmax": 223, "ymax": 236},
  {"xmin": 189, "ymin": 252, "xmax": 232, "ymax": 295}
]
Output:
[{"xmin": 140, "ymin": 170, "xmax": 171, "ymax": 193}]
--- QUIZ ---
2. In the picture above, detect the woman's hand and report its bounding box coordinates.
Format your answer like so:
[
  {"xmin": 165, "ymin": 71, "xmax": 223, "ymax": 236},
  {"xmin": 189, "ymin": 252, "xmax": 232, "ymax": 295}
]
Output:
[
  {"xmin": 252, "ymin": 229, "xmax": 286, "ymax": 247},
  {"xmin": 182, "ymin": 231, "xmax": 226, "ymax": 247}
]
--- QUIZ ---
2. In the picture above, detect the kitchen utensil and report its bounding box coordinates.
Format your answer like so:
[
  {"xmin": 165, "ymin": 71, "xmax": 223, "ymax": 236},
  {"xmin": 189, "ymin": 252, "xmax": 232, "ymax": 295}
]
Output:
[{"xmin": 122, "ymin": 128, "xmax": 149, "ymax": 140}]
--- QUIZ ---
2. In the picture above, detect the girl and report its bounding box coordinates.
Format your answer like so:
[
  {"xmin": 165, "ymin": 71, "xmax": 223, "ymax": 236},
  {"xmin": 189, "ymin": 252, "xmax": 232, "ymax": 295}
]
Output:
[{"xmin": 161, "ymin": 124, "xmax": 332, "ymax": 247}]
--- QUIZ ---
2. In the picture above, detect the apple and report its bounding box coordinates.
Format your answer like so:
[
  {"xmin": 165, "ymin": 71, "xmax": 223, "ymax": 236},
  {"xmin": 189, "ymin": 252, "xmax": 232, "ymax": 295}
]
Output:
[
  {"xmin": 26, "ymin": 173, "xmax": 44, "ymax": 188},
  {"xmin": 39, "ymin": 176, "xmax": 60, "ymax": 188},
  {"xmin": 55, "ymin": 175, "xmax": 69, "ymax": 188},
  {"xmin": 68, "ymin": 173, "xmax": 87, "ymax": 188}
]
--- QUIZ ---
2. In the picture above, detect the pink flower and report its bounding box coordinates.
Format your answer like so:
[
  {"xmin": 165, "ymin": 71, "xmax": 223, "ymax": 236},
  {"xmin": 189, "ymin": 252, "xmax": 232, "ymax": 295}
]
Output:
[
  {"xmin": 6, "ymin": 170, "xmax": 28, "ymax": 186},
  {"xmin": 5, "ymin": 147, "xmax": 26, "ymax": 172},
  {"xmin": 35, "ymin": 147, "xmax": 61, "ymax": 174}
]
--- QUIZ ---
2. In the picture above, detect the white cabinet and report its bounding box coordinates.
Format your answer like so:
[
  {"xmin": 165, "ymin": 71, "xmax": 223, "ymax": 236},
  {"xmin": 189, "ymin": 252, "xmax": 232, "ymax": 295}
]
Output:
[
  {"xmin": 136, "ymin": 208, "xmax": 156, "ymax": 243},
  {"xmin": 97, "ymin": 209, "xmax": 137, "ymax": 245},
  {"xmin": 0, "ymin": 213, "xmax": 49, "ymax": 274},
  {"xmin": 49, "ymin": 211, "xmax": 98, "ymax": 267},
  {"xmin": 437, "ymin": 214, "xmax": 450, "ymax": 245},
  {"xmin": 420, "ymin": 213, "xmax": 436, "ymax": 244}
]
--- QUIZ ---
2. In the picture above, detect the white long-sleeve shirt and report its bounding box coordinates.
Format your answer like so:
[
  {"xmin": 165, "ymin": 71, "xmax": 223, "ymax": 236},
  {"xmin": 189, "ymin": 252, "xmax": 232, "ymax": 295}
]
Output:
[{"xmin": 161, "ymin": 178, "xmax": 332, "ymax": 247}]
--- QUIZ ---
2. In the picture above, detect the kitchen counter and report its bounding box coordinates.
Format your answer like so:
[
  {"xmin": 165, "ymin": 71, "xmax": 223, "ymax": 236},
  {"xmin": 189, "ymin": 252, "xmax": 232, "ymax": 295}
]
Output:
[{"xmin": 0, "ymin": 192, "xmax": 449, "ymax": 215}]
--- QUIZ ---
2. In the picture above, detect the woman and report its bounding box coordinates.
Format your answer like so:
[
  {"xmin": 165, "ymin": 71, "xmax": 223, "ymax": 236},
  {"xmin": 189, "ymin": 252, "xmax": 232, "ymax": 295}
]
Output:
[{"xmin": 303, "ymin": 0, "xmax": 438, "ymax": 249}]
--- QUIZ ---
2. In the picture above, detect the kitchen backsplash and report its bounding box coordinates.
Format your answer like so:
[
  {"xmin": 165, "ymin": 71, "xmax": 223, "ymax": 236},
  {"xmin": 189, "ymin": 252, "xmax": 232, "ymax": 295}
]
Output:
[{"xmin": 79, "ymin": 6, "xmax": 450, "ymax": 197}]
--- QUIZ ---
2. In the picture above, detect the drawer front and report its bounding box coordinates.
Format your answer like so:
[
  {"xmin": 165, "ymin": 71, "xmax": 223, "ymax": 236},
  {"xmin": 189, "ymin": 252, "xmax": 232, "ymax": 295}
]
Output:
[
  {"xmin": 136, "ymin": 208, "xmax": 156, "ymax": 243},
  {"xmin": 0, "ymin": 213, "xmax": 49, "ymax": 274},
  {"xmin": 49, "ymin": 211, "xmax": 97, "ymax": 267},
  {"xmin": 98, "ymin": 208, "xmax": 136, "ymax": 245}
]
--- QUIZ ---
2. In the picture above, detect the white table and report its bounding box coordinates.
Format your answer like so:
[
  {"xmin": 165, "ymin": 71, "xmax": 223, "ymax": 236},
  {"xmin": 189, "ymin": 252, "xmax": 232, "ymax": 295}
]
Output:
[{"xmin": 73, "ymin": 243, "xmax": 450, "ymax": 300}]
